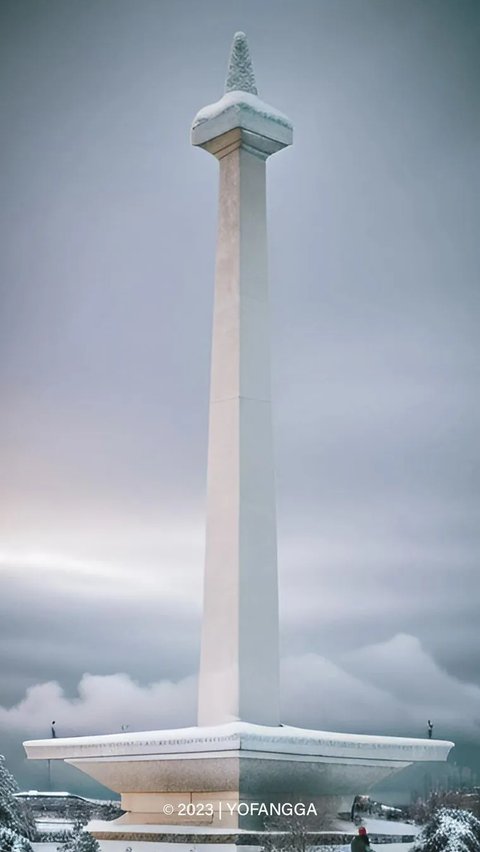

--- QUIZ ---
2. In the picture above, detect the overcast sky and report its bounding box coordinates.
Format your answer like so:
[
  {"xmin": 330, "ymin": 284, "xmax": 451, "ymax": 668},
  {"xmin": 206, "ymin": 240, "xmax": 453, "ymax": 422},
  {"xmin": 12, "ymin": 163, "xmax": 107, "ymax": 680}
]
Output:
[{"xmin": 1, "ymin": 0, "xmax": 479, "ymax": 794}]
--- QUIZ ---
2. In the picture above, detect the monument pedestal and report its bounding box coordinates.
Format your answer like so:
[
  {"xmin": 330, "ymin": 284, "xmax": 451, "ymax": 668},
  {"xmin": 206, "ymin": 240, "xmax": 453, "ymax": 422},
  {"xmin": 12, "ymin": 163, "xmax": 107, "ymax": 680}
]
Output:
[{"xmin": 24, "ymin": 721, "xmax": 453, "ymax": 836}]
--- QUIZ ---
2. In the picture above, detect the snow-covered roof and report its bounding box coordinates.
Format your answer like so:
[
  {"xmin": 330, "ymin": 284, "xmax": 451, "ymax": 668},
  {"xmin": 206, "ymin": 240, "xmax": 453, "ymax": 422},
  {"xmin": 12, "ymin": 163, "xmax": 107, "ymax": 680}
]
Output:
[
  {"xmin": 14, "ymin": 790, "xmax": 93, "ymax": 801},
  {"xmin": 15, "ymin": 791, "xmax": 72, "ymax": 798}
]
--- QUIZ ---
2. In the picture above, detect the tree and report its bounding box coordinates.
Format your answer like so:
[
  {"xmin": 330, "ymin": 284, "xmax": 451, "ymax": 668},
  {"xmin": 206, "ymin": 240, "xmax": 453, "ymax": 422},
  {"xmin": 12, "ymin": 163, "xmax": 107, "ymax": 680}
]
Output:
[
  {"xmin": 0, "ymin": 756, "xmax": 35, "ymax": 842},
  {"xmin": 0, "ymin": 827, "xmax": 33, "ymax": 852},
  {"xmin": 413, "ymin": 807, "xmax": 480, "ymax": 852},
  {"xmin": 59, "ymin": 822, "xmax": 100, "ymax": 852},
  {"xmin": 408, "ymin": 789, "xmax": 480, "ymax": 825},
  {"xmin": 261, "ymin": 802, "xmax": 335, "ymax": 852}
]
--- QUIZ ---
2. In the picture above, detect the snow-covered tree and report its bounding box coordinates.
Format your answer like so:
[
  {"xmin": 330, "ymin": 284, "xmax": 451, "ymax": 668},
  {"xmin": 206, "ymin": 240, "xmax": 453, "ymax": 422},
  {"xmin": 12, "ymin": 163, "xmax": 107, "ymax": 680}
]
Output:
[
  {"xmin": 413, "ymin": 807, "xmax": 480, "ymax": 852},
  {"xmin": 0, "ymin": 826, "xmax": 33, "ymax": 852},
  {"xmin": 59, "ymin": 822, "xmax": 99, "ymax": 852},
  {"xmin": 0, "ymin": 756, "xmax": 35, "ymax": 842},
  {"xmin": 262, "ymin": 805, "xmax": 335, "ymax": 852}
]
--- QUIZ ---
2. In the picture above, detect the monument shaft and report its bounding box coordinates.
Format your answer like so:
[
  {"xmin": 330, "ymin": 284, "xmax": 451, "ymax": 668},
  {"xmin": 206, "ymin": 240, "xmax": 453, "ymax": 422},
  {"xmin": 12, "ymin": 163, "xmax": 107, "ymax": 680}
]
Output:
[{"xmin": 199, "ymin": 140, "xmax": 279, "ymax": 726}]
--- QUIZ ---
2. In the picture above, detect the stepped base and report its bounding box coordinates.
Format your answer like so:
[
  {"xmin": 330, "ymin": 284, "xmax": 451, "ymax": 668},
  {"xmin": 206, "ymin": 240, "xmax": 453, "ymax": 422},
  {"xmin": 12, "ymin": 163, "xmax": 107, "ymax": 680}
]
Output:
[
  {"xmin": 87, "ymin": 821, "xmax": 418, "ymax": 847},
  {"xmin": 24, "ymin": 721, "xmax": 453, "ymax": 835}
]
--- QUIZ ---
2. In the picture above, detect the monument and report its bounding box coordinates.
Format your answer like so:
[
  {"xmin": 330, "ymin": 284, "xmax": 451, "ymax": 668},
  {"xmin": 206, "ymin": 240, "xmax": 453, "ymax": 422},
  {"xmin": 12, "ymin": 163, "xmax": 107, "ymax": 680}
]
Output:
[
  {"xmin": 196, "ymin": 30, "xmax": 287, "ymax": 729},
  {"xmin": 24, "ymin": 33, "xmax": 453, "ymax": 843}
]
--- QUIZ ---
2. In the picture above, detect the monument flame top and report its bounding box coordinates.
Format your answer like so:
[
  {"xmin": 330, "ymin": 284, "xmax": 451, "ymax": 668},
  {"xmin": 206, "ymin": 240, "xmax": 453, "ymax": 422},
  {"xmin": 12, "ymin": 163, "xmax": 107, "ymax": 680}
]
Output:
[
  {"xmin": 225, "ymin": 31, "xmax": 258, "ymax": 95},
  {"xmin": 191, "ymin": 31, "xmax": 292, "ymax": 151}
]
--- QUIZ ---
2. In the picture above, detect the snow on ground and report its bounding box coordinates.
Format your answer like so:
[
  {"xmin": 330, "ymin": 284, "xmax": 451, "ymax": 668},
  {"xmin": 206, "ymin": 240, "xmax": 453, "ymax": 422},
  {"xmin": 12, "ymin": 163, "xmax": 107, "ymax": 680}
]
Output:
[
  {"xmin": 363, "ymin": 819, "xmax": 419, "ymax": 836},
  {"xmin": 92, "ymin": 845, "xmax": 245, "ymax": 852},
  {"xmin": 345, "ymin": 819, "xmax": 420, "ymax": 837},
  {"xmin": 35, "ymin": 821, "xmax": 76, "ymax": 833},
  {"xmin": 33, "ymin": 845, "xmax": 59, "ymax": 852},
  {"xmin": 93, "ymin": 843, "xmax": 416, "ymax": 852},
  {"xmin": 33, "ymin": 817, "xmax": 420, "ymax": 852},
  {"xmin": 34, "ymin": 842, "xmax": 418, "ymax": 852},
  {"xmin": 336, "ymin": 846, "xmax": 415, "ymax": 852},
  {"xmin": 85, "ymin": 817, "xmax": 419, "ymax": 838},
  {"xmin": 378, "ymin": 846, "xmax": 416, "ymax": 852}
]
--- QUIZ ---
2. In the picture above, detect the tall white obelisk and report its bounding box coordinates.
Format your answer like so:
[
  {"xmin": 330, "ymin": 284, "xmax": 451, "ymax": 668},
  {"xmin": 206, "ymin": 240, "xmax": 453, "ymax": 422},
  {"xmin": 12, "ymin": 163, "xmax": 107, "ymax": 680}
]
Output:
[
  {"xmin": 192, "ymin": 33, "xmax": 293, "ymax": 727},
  {"xmin": 24, "ymin": 37, "xmax": 454, "ymax": 836}
]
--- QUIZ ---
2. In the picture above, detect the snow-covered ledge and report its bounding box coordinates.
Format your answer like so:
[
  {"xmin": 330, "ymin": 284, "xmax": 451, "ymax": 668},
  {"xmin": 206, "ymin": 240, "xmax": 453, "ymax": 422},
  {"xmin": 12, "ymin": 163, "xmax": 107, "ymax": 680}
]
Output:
[
  {"xmin": 24, "ymin": 720, "xmax": 453, "ymax": 763},
  {"xmin": 191, "ymin": 89, "xmax": 293, "ymax": 148}
]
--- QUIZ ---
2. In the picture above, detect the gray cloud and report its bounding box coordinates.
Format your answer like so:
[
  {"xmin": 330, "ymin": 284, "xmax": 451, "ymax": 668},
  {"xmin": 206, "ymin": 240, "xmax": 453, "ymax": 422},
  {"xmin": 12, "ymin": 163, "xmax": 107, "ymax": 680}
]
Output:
[{"xmin": 2, "ymin": 633, "xmax": 480, "ymax": 784}]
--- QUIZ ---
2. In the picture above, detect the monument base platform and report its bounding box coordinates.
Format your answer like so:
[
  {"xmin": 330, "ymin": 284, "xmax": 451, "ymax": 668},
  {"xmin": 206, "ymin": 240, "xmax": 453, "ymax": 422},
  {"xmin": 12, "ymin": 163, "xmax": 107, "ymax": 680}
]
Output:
[{"xmin": 24, "ymin": 721, "xmax": 453, "ymax": 835}]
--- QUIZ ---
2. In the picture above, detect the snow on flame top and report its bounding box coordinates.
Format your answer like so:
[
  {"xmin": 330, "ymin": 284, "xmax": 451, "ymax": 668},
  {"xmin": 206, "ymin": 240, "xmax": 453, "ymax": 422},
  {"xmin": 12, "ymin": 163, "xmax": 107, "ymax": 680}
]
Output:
[
  {"xmin": 225, "ymin": 32, "xmax": 258, "ymax": 95},
  {"xmin": 190, "ymin": 32, "xmax": 292, "ymax": 147}
]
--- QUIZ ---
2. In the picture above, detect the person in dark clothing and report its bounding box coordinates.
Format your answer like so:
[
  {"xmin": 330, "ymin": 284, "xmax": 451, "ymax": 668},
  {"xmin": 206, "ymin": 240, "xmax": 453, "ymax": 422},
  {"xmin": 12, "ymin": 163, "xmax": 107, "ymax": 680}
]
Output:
[{"xmin": 351, "ymin": 826, "xmax": 373, "ymax": 852}]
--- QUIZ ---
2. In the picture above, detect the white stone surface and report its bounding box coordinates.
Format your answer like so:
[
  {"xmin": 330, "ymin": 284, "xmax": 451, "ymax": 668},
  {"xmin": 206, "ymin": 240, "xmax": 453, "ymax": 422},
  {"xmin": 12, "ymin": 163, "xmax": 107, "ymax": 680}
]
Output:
[{"xmin": 198, "ymin": 145, "xmax": 280, "ymax": 727}]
